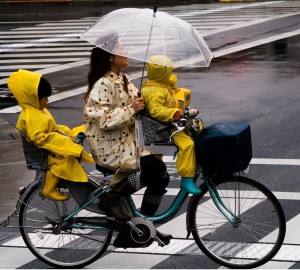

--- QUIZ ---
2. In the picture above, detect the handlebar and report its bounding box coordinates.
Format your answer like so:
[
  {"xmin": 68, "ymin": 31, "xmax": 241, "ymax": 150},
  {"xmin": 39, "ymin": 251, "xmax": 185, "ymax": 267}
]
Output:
[
  {"xmin": 155, "ymin": 113, "xmax": 204, "ymax": 142},
  {"xmin": 156, "ymin": 118, "xmax": 189, "ymax": 135}
]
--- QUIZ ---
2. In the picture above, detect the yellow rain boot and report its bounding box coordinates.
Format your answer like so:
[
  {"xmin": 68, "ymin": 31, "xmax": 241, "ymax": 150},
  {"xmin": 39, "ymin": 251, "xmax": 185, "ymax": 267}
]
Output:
[{"xmin": 42, "ymin": 172, "xmax": 68, "ymax": 201}]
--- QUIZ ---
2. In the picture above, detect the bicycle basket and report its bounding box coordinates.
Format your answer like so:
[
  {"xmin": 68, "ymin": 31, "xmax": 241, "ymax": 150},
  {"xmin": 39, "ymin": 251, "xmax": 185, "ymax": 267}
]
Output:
[
  {"xmin": 141, "ymin": 114, "xmax": 171, "ymax": 145},
  {"xmin": 21, "ymin": 134, "xmax": 47, "ymax": 170},
  {"xmin": 195, "ymin": 122, "xmax": 252, "ymax": 177}
]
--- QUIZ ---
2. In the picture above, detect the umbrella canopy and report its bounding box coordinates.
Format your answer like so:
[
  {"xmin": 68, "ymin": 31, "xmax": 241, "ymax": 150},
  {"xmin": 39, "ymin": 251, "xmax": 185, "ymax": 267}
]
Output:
[{"xmin": 80, "ymin": 7, "xmax": 213, "ymax": 68}]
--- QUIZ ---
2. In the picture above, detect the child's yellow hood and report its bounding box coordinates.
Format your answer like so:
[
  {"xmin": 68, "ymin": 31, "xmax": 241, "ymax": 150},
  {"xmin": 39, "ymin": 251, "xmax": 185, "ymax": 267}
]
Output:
[
  {"xmin": 8, "ymin": 69, "xmax": 41, "ymax": 109},
  {"xmin": 146, "ymin": 55, "xmax": 174, "ymax": 85}
]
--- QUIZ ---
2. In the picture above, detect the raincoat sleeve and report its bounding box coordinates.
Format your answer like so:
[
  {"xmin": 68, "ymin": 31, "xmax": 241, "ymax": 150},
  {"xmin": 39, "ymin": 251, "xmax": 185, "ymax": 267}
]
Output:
[
  {"xmin": 142, "ymin": 87, "xmax": 180, "ymax": 122},
  {"xmin": 25, "ymin": 108, "xmax": 84, "ymax": 158},
  {"xmin": 85, "ymin": 80, "xmax": 135, "ymax": 131},
  {"xmin": 55, "ymin": 124, "xmax": 86, "ymax": 138}
]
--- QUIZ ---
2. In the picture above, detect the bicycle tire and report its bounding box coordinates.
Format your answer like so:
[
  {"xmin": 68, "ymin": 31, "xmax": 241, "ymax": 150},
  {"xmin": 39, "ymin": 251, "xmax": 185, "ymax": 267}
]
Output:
[
  {"xmin": 189, "ymin": 175, "xmax": 286, "ymax": 268},
  {"xmin": 19, "ymin": 180, "xmax": 113, "ymax": 269}
]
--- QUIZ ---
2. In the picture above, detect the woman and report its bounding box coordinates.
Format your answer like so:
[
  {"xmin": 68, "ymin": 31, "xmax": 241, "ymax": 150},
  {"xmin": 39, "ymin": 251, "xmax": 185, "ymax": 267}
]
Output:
[{"xmin": 83, "ymin": 34, "xmax": 172, "ymax": 247}]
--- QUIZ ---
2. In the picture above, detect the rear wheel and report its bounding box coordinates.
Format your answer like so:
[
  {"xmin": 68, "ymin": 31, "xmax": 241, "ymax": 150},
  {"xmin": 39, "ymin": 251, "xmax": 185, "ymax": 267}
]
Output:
[
  {"xmin": 189, "ymin": 175, "xmax": 286, "ymax": 268},
  {"xmin": 19, "ymin": 181, "xmax": 113, "ymax": 268}
]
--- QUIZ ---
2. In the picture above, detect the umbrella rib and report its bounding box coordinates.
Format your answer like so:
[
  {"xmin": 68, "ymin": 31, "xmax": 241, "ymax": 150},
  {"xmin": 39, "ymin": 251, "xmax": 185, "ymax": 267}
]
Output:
[{"xmin": 80, "ymin": 8, "xmax": 213, "ymax": 68}]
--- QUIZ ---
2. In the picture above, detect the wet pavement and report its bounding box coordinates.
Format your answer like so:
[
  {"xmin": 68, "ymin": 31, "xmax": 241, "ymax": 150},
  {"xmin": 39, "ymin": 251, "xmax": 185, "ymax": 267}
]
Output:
[{"xmin": 0, "ymin": 118, "xmax": 34, "ymax": 223}]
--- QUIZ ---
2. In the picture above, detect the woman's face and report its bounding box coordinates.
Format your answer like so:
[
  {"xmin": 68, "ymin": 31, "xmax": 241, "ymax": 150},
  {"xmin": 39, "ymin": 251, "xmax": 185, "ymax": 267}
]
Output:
[
  {"xmin": 110, "ymin": 41, "xmax": 128, "ymax": 72},
  {"xmin": 111, "ymin": 55, "xmax": 128, "ymax": 69}
]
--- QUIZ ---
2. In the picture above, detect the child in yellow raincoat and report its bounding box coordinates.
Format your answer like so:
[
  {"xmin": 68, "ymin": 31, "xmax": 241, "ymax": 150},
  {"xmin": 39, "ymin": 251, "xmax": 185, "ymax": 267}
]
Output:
[
  {"xmin": 8, "ymin": 69, "xmax": 94, "ymax": 200},
  {"xmin": 141, "ymin": 55, "xmax": 201, "ymax": 195}
]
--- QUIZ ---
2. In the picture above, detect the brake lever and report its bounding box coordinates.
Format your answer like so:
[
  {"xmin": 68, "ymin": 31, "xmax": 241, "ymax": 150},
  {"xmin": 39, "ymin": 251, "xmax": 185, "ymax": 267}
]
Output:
[
  {"xmin": 169, "ymin": 118, "xmax": 188, "ymax": 140},
  {"xmin": 173, "ymin": 118, "xmax": 188, "ymax": 131}
]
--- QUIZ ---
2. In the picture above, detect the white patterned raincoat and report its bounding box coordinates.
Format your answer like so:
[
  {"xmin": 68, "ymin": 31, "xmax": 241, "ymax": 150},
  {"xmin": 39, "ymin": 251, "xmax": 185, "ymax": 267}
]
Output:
[{"xmin": 84, "ymin": 71, "xmax": 153, "ymax": 185}]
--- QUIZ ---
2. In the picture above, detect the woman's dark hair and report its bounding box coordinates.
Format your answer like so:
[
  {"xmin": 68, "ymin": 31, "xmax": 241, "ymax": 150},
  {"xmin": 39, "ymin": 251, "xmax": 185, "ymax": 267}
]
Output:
[
  {"xmin": 38, "ymin": 77, "xmax": 52, "ymax": 100},
  {"xmin": 85, "ymin": 32, "xmax": 129, "ymax": 100},
  {"xmin": 85, "ymin": 47, "xmax": 112, "ymax": 100}
]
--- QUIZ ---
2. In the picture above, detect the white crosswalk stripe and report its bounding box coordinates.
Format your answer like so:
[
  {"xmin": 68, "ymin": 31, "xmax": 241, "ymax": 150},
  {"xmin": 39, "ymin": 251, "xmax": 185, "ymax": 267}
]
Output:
[{"xmin": 1, "ymin": 1, "xmax": 300, "ymax": 83}]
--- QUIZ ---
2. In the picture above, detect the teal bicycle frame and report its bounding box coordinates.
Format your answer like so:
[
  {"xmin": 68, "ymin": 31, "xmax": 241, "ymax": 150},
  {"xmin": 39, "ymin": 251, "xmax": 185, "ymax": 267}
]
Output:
[{"xmin": 62, "ymin": 173, "xmax": 240, "ymax": 231}]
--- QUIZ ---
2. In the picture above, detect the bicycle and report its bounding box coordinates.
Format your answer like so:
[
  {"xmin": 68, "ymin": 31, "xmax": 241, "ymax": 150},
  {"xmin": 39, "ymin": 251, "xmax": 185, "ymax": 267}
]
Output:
[{"xmin": 13, "ymin": 113, "xmax": 286, "ymax": 269}]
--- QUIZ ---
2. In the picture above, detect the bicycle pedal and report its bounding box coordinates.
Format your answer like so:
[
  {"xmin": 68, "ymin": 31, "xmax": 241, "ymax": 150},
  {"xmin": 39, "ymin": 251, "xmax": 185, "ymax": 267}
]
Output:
[{"xmin": 155, "ymin": 236, "xmax": 165, "ymax": 247}]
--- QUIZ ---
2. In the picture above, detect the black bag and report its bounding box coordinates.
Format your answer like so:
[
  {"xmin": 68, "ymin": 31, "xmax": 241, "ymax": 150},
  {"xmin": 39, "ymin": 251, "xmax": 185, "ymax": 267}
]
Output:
[{"xmin": 195, "ymin": 122, "xmax": 252, "ymax": 177}]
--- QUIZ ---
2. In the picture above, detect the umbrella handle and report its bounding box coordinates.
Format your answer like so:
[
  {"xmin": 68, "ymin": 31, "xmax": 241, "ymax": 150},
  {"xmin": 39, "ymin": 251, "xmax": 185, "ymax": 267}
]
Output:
[{"xmin": 139, "ymin": 5, "xmax": 158, "ymax": 91}]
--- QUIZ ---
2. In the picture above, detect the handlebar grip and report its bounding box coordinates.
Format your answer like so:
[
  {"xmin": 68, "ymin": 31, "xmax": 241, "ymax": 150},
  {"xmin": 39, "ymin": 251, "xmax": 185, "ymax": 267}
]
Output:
[{"xmin": 156, "ymin": 122, "xmax": 173, "ymax": 134}]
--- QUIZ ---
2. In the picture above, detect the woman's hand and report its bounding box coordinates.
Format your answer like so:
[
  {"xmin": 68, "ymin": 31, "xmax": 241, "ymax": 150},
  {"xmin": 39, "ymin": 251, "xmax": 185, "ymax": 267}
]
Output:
[{"xmin": 132, "ymin": 97, "xmax": 145, "ymax": 113}]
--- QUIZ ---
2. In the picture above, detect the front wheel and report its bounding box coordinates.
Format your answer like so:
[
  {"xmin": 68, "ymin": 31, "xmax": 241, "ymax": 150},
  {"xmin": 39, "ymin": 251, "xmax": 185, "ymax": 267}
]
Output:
[
  {"xmin": 189, "ymin": 175, "xmax": 286, "ymax": 268},
  {"xmin": 19, "ymin": 181, "xmax": 113, "ymax": 268}
]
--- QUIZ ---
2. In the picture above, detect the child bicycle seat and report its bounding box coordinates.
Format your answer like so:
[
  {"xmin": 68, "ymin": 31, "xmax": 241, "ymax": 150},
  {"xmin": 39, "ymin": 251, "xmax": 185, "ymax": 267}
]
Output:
[{"xmin": 20, "ymin": 134, "xmax": 47, "ymax": 171}]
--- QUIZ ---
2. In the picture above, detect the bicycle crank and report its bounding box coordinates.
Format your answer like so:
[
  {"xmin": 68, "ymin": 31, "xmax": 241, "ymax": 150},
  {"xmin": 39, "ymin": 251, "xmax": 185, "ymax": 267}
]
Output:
[{"xmin": 128, "ymin": 217, "xmax": 156, "ymax": 246}]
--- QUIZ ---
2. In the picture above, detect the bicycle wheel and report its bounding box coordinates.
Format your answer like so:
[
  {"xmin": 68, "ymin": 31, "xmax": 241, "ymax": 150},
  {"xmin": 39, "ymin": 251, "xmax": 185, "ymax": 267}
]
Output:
[
  {"xmin": 189, "ymin": 175, "xmax": 286, "ymax": 268},
  {"xmin": 19, "ymin": 181, "xmax": 113, "ymax": 269}
]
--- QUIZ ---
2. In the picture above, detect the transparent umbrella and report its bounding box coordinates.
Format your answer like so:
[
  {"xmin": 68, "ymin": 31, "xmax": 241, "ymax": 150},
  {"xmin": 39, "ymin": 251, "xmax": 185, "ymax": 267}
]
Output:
[
  {"xmin": 80, "ymin": 7, "xmax": 213, "ymax": 68},
  {"xmin": 80, "ymin": 7, "xmax": 213, "ymax": 189}
]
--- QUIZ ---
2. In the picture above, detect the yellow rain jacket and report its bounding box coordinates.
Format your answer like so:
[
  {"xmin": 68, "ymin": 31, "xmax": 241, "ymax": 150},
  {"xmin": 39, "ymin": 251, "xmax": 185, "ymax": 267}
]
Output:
[
  {"xmin": 168, "ymin": 74, "xmax": 192, "ymax": 111},
  {"xmin": 141, "ymin": 56, "xmax": 196, "ymax": 177},
  {"xmin": 8, "ymin": 69, "xmax": 93, "ymax": 182}
]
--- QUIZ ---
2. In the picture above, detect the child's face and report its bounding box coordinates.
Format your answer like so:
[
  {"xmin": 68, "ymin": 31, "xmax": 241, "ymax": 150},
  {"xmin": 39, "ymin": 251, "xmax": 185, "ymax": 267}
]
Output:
[{"xmin": 39, "ymin": 97, "xmax": 48, "ymax": 110}]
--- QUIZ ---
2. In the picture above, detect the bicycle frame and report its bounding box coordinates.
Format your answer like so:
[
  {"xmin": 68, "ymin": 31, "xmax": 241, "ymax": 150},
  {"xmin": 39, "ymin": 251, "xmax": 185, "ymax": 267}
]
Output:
[
  {"xmin": 203, "ymin": 176, "xmax": 240, "ymax": 226},
  {"xmin": 60, "ymin": 173, "xmax": 240, "ymax": 231}
]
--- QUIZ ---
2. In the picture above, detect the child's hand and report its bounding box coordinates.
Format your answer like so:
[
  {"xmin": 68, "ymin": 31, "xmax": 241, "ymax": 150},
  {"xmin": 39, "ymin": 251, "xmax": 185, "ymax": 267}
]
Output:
[
  {"xmin": 173, "ymin": 110, "xmax": 183, "ymax": 121},
  {"xmin": 132, "ymin": 97, "xmax": 145, "ymax": 113}
]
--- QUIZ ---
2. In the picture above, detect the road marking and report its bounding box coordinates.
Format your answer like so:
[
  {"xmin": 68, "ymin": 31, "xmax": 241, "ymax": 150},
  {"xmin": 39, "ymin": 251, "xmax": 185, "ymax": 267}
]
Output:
[
  {"xmin": 0, "ymin": 33, "xmax": 80, "ymax": 53},
  {"xmin": 203, "ymin": 11, "xmax": 300, "ymax": 36},
  {"xmin": 0, "ymin": 58, "xmax": 85, "ymax": 63},
  {"xmin": 213, "ymin": 29, "xmax": 300, "ymax": 58},
  {"xmin": 0, "ymin": 2, "xmax": 299, "ymax": 85},
  {"xmin": 175, "ymin": 1, "xmax": 285, "ymax": 17},
  {"xmin": 162, "ymin": 156, "xmax": 300, "ymax": 166},
  {"xmin": 0, "ymin": 246, "xmax": 37, "ymax": 268},
  {"xmin": 1, "ymin": 25, "xmax": 299, "ymax": 85},
  {"xmin": 0, "ymin": 52, "xmax": 90, "ymax": 57}
]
